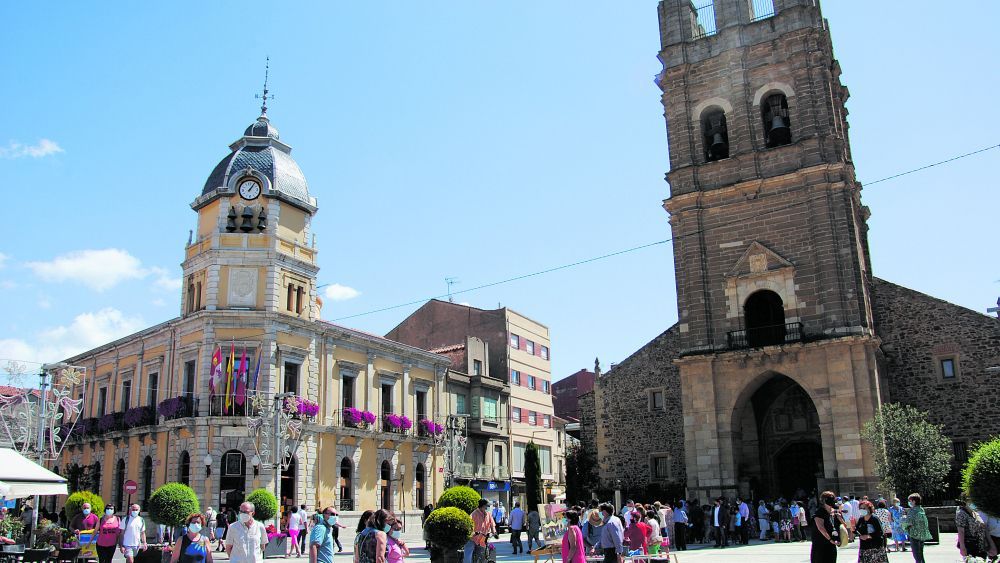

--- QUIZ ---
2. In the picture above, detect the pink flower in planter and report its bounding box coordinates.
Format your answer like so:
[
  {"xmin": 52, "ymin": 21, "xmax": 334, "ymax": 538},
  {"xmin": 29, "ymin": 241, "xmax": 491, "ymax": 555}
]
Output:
[{"xmin": 400, "ymin": 415, "xmax": 413, "ymax": 429}]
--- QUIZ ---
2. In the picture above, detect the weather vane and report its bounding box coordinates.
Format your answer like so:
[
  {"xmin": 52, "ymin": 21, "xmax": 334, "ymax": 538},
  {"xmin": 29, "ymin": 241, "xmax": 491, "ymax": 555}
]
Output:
[{"xmin": 255, "ymin": 57, "xmax": 274, "ymax": 116}]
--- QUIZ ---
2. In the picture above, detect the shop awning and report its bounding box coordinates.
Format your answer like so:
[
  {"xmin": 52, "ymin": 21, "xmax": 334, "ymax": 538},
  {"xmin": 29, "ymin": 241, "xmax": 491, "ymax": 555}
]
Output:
[{"xmin": 0, "ymin": 448, "xmax": 68, "ymax": 499}]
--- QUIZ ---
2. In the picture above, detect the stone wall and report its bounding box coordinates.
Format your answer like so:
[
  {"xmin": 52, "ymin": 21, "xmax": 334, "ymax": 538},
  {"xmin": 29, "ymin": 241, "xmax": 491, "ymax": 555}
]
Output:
[
  {"xmin": 872, "ymin": 278, "xmax": 1000, "ymax": 446},
  {"xmin": 589, "ymin": 325, "xmax": 685, "ymax": 492}
]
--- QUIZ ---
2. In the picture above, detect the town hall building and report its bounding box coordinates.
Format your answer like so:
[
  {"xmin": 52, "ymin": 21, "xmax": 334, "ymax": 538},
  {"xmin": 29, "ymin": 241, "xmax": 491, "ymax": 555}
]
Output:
[{"xmin": 580, "ymin": 0, "xmax": 1000, "ymax": 501}]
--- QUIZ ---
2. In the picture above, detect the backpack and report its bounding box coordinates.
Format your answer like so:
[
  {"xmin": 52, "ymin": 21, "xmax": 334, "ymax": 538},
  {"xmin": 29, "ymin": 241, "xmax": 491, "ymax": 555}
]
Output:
[{"xmin": 355, "ymin": 528, "xmax": 387, "ymax": 563}]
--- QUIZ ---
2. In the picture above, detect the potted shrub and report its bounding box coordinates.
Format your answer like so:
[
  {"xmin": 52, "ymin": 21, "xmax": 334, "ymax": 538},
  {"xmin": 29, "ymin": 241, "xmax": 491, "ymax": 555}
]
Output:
[
  {"xmin": 425, "ymin": 507, "xmax": 473, "ymax": 563},
  {"xmin": 65, "ymin": 491, "xmax": 105, "ymax": 524},
  {"xmin": 963, "ymin": 437, "xmax": 1000, "ymax": 516},
  {"xmin": 436, "ymin": 486, "xmax": 481, "ymax": 514},
  {"xmin": 148, "ymin": 482, "xmax": 199, "ymax": 554}
]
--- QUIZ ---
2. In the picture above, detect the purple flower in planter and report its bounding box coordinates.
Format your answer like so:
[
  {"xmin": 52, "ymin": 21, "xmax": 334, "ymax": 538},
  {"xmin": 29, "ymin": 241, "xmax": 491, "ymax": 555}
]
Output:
[
  {"xmin": 362, "ymin": 410, "xmax": 376, "ymax": 424},
  {"xmin": 400, "ymin": 415, "xmax": 412, "ymax": 430},
  {"xmin": 296, "ymin": 399, "xmax": 320, "ymax": 418},
  {"xmin": 385, "ymin": 414, "xmax": 402, "ymax": 429},
  {"xmin": 123, "ymin": 406, "xmax": 150, "ymax": 426},
  {"xmin": 97, "ymin": 413, "xmax": 119, "ymax": 433},
  {"xmin": 344, "ymin": 407, "xmax": 362, "ymax": 425}
]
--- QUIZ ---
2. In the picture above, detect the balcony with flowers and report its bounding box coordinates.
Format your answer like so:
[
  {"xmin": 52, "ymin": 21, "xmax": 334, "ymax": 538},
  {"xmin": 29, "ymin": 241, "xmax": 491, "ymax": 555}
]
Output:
[{"xmin": 381, "ymin": 413, "xmax": 412, "ymax": 435}]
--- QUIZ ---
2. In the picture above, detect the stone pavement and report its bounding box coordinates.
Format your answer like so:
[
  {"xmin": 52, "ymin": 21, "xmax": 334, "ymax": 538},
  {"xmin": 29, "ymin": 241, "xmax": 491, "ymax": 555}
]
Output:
[{"xmin": 167, "ymin": 533, "xmax": 965, "ymax": 563}]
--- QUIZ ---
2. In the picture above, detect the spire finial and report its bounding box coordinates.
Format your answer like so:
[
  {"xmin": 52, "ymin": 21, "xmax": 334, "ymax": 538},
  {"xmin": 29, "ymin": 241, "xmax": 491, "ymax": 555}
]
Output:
[{"xmin": 255, "ymin": 57, "xmax": 274, "ymax": 117}]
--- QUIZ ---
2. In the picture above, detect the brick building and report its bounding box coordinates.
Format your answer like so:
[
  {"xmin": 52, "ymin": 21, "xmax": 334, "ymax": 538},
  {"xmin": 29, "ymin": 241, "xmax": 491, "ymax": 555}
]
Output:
[
  {"xmin": 552, "ymin": 368, "xmax": 596, "ymax": 422},
  {"xmin": 580, "ymin": 0, "xmax": 1000, "ymax": 502}
]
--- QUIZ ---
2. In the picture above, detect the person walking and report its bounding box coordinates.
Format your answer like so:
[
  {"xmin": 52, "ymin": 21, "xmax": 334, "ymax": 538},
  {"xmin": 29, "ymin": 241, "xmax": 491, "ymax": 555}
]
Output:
[
  {"xmin": 70, "ymin": 502, "xmax": 100, "ymax": 536},
  {"xmin": 645, "ymin": 510, "xmax": 663, "ymax": 555},
  {"xmin": 95, "ymin": 504, "xmax": 122, "ymax": 563},
  {"xmin": 387, "ymin": 516, "xmax": 410, "ymax": 563},
  {"xmin": 120, "ymin": 504, "xmax": 148, "ymax": 563},
  {"xmin": 598, "ymin": 504, "xmax": 623, "ymax": 563},
  {"xmin": 204, "ymin": 507, "xmax": 217, "ymax": 545},
  {"xmin": 811, "ymin": 491, "xmax": 840, "ymax": 563},
  {"xmin": 887, "ymin": 499, "xmax": 908, "ymax": 552},
  {"xmin": 214, "ymin": 509, "xmax": 230, "ymax": 552},
  {"xmin": 509, "ymin": 502, "xmax": 525, "ymax": 554},
  {"xmin": 470, "ymin": 499, "xmax": 497, "ymax": 563},
  {"xmin": 308, "ymin": 509, "xmax": 335, "ymax": 563},
  {"xmin": 225, "ymin": 502, "xmax": 268, "ymax": 563},
  {"xmin": 737, "ymin": 498, "xmax": 750, "ymax": 545},
  {"xmin": 287, "ymin": 506, "xmax": 304, "ymax": 557},
  {"xmin": 561, "ymin": 510, "xmax": 586, "ymax": 563},
  {"xmin": 328, "ymin": 510, "xmax": 347, "ymax": 553},
  {"xmin": 170, "ymin": 513, "xmax": 213, "ymax": 563},
  {"xmin": 526, "ymin": 507, "xmax": 542, "ymax": 552},
  {"xmin": 900, "ymin": 494, "xmax": 931, "ymax": 563},
  {"xmin": 873, "ymin": 500, "xmax": 892, "ymax": 547},
  {"xmin": 353, "ymin": 509, "xmax": 390, "ymax": 563},
  {"xmin": 856, "ymin": 500, "xmax": 887, "ymax": 563},
  {"xmin": 299, "ymin": 505, "xmax": 310, "ymax": 555}
]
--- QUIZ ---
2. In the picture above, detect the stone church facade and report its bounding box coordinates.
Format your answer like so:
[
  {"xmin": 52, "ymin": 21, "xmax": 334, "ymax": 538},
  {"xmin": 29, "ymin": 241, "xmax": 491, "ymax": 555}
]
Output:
[{"xmin": 581, "ymin": 0, "xmax": 1000, "ymax": 501}]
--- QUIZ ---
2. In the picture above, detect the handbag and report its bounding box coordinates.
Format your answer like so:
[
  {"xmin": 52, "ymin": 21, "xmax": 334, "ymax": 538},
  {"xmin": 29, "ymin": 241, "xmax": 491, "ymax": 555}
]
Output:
[{"xmin": 838, "ymin": 524, "xmax": 850, "ymax": 547}]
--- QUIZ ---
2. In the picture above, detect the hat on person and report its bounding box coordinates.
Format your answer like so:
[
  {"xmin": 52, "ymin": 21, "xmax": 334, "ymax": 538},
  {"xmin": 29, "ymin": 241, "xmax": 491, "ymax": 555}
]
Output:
[{"xmin": 588, "ymin": 511, "xmax": 604, "ymax": 526}]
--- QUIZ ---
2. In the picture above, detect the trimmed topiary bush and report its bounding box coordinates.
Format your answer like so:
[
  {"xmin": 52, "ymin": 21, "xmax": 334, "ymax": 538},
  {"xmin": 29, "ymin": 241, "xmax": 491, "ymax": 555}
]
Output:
[
  {"xmin": 65, "ymin": 491, "xmax": 105, "ymax": 523},
  {"xmin": 436, "ymin": 486, "xmax": 480, "ymax": 514},
  {"xmin": 963, "ymin": 436, "xmax": 1000, "ymax": 516},
  {"xmin": 425, "ymin": 507, "xmax": 474, "ymax": 550},
  {"xmin": 148, "ymin": 483, "xmax": 200, "ymax": 527},
  {"xmin": 245, "ymin": 488, "xmax": 278, "ymax": 522}
]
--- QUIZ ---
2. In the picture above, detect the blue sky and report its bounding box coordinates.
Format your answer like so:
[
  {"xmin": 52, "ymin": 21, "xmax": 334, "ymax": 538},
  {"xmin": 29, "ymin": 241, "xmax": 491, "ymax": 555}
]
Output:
[{"xmin": 2, "ymin": 1, "xmax": 998, "ymax": 383}]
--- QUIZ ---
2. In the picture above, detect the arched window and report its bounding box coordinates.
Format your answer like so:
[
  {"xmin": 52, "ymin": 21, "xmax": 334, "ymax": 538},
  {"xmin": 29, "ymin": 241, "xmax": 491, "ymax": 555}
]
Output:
[
  {"xmin": 380, "ymin": 461, "xmax": 392, "ymax": 510},
  {"xmin": 142, "ymin": 456, "xmax": 153, "ymax": 506},
  {"xmin": 762, "ymin": 93, "xmax": 791, "ymax": 148},
  {"xmin": 702, "ymin": 109, "xmax": 730, "ymax": 161},
  {"xmin": 115, "ymin": 459, "xmax": 126, "ymax": 510},
  {"xmin": 339, "ymin": 458, "xmax": 353, "ymax": 511},
  {"xmin": 179, "ymin": 451, "xmax": 191, "ymax": 486},
  {"xmin": 744, "ymin": 290, "xmax": 786, "ymax": 347},
  {"xmin": 415, "ymin": 464, "xmax": 426, "ymax": 510}
]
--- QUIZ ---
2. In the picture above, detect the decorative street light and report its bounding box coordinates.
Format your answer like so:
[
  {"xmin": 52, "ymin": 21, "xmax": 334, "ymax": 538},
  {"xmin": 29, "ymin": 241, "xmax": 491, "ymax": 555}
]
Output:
[
  {"xmin": 204, "ymin": 454, "xmax": 214, "ymax": 477},
  {"xmin": 0, "ymin": 362, "xmax": 87, "ymax": 547},
  {"xmin": 246, "ymin": 391, "xmax": 308, "ymax": 522}
]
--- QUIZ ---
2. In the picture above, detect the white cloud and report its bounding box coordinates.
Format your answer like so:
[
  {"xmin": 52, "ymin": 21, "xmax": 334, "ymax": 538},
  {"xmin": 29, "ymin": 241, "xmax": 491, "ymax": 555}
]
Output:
[
  {"xmin": 149, "ymin": 267, "xmax": 182, "ymax": 292},
  {"xmin": 0, "ymin": 139, "xmax": 64, "ymax": 159},
  {"xmin": 26, "ymin": 248, "xmax": 151, "ymax": 292},
  {"xmin": 0, "ymin": 307, "xmax": 145, "ymax": 366},
  {"xmin": 0, "ymin": 253, "xmax": 8, "ymax": 269},
  {"xmin": 324, "ymin": 283, "xmax": 361, "ymax": 301},
  {"xmin": 0, "ymin": 280, "xmax": 15, "ymax": 291}
]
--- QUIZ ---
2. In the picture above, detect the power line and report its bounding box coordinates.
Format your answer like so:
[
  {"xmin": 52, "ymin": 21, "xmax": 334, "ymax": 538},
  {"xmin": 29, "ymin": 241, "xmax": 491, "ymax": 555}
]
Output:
[{"xmin": 332, "ymin": 144, "xmax": 998, "ymax": 322}]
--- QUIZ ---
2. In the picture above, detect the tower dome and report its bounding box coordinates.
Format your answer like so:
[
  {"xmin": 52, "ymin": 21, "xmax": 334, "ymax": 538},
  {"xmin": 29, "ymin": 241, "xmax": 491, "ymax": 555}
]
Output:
[{"xmin": 201, "ymin": 114, "xmax": 309, "ymax": 205}]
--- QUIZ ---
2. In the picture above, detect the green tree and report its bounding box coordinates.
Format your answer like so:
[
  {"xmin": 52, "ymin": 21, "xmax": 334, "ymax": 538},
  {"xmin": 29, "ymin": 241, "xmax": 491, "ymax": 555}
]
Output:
[
  {"xmin": 245, "ymin": 488, "xmax": 279, "ymax": 522},
  {"xmin": 148, "ymin": 483, "xmax": 200, "ymax": 527},
  {"xmin": 565, "ymin": 443, "xmax": 599, "ymax": 505},
  {"xmin": 962, "ymin": 437, "xmax": 1000, "ymax": 516},
  {"xmin": 861, "ymin": 403, "xmax": 951, "ymax": 496},
  {"xmin": 424, "ymin": 507, "xmax": 474, "ymax": 550},
  {"xmin": 524, "ymin": 442, "xmax": 542, "ymax": 511}
]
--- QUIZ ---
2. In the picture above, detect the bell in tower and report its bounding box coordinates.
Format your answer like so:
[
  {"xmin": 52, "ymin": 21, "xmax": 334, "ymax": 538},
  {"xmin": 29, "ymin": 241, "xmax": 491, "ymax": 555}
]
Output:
[
  {"xmin": 764, "ymin": 94, "xmax": 791, "ymax": 148},
  {"xmin": 226, "ymin": 206, "xmax": 238, "ymax": 232},
  {"xmin": 239, "ymin": 205, "xmax": 255, "ymax": 233}
]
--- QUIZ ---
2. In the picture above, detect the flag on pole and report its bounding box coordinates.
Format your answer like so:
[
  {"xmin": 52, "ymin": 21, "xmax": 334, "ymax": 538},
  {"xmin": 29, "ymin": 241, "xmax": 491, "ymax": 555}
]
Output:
[
  {"xmin": 224, "ymin": 342, "xmax": 235, "ymax": 411},
  {"xmin": 235, "ymin": 347, "xmax": 248, "ymax": 406},
  {"xmin": 251, "ymin": 346, "xmax": 262, "ymax": 394},
  {"xmin": 209, "ymin": 345, "xmax": 223, "ymax": 396}
]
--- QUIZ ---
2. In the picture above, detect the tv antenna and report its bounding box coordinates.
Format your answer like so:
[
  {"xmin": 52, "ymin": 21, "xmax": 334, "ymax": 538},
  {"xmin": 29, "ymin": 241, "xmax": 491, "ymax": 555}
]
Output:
[{"xmin": 445, "ymin": 277, "xmax": 459, "ymax": 303}]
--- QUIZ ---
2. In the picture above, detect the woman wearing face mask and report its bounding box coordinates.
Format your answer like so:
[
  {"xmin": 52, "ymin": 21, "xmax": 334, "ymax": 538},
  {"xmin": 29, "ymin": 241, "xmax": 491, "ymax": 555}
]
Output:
[
  {"xmin": 855, "ymin": 500, "xmax": 887, "ymax": 563},
  {"xmin": 386, "ymin": 514, "xmax": 410, "ymax": 563},
  {"xmin": 900, "ymin": 494, "xmax": 931, "ymax": 563},
  {"xmin": 811, "ymin": 491, "xmax": 840, "ymax": 563},
  {"xmin": 887, "ymin": 499, "xmax": 907, "ymax": 552},
  {"xmin": 354, "ymin": 509, "xmax": 391, "ymax": 563},
  {"xmin": 95, "ymin": 505, "xmax": 122, "ymax": 563},
  {"xmin": 171, "ymin": 514, "xmax": 213, "ymax": 563}
]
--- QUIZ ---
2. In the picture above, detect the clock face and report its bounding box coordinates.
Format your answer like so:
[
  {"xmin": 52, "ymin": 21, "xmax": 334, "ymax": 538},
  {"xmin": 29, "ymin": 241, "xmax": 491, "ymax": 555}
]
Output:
[{"xmin": 238, "ymin": 179, "xmax": 261, "ymax": 200}]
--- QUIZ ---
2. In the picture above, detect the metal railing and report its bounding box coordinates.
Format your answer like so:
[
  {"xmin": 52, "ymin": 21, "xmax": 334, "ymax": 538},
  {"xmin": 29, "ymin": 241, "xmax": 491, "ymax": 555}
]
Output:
[
  {"xmin": 750, "ymin": 0, "xmax": 776, "ymax": 22},
  {"xmin": 339, "ymin": 498, "xmax": 354, "ymax": 511},
  {"xmin": 727, "ymin": 322, "xmax": 804, "ymax": 350},
  {"xmin": 206, "ymin": 395, "xmax": 260, "ymax": 417},
  {"xmin": 456, "ymin": 462, "xmax": 475, "ymax": 477},
  {"xmin": 694, "ymin": 2, "xmax": 718, "ymax": 38},
  {"xmin": 474, "ymin": 464, "xmax": 510, "ymax": 480}
]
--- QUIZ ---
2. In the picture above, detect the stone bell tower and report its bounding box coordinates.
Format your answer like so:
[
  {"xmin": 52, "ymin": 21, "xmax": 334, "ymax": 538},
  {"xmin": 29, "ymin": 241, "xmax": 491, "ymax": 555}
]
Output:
[{"xmin": 657, "ymin": 0, "xmax": 883, "ymax": 498}]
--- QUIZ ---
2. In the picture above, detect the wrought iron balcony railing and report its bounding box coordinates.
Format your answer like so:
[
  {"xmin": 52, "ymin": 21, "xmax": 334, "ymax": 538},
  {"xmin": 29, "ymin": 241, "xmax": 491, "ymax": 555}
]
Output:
[{"xmin": 726, "ymin": 322, "xmax": 804, "ymax": 350}]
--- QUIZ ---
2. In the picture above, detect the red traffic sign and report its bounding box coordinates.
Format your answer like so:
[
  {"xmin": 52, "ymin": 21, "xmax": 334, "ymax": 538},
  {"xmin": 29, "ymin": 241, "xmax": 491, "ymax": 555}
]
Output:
[{"xmin": 124, "ymin": 480, "xmax": 138, "ymax": 494}]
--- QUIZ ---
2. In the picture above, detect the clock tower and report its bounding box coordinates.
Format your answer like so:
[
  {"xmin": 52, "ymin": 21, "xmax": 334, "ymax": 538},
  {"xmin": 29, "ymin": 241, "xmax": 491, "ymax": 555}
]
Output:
[{"xmin": 181, "ymin": 109, "xmax": 319, "ymax": 321}]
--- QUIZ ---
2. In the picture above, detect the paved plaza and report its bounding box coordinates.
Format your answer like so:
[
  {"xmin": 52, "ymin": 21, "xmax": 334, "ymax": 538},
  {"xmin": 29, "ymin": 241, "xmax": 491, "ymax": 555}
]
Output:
[{"xmin": 156, "ymin": 532, "xmax": 964, "ymax": 563}]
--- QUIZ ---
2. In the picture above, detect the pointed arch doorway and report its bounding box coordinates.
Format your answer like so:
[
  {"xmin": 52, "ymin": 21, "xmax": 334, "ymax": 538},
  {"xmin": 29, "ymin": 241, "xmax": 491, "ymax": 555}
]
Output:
[{"xmin": 732, "ymin": 373, "xmax": 824, "ymax": 499}]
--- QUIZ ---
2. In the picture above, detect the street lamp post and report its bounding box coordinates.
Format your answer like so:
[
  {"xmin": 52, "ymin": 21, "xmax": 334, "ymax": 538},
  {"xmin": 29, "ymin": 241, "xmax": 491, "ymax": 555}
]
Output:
[{"xmin": 28, "ymin": 370, "xmax": 49, "ymax": 547}]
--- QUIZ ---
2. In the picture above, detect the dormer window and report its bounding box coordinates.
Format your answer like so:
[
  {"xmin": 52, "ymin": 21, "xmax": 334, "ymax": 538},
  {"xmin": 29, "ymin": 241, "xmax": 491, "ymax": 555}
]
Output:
[
  {"xmin": 702, "ymin": 109, "xmax": 730, "ymax": 161},
  {"xmin": 762, "ymin": 93, "xmax": 791, "ymax": 147}
]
